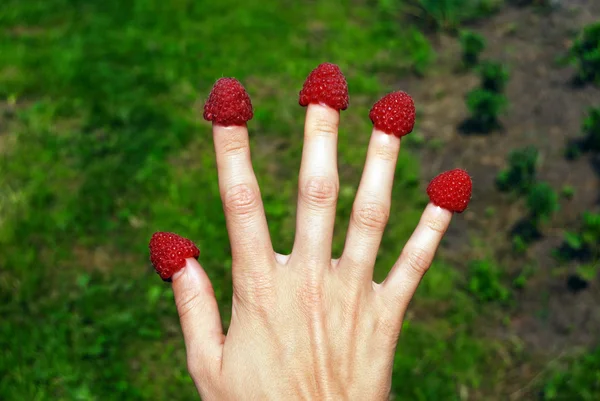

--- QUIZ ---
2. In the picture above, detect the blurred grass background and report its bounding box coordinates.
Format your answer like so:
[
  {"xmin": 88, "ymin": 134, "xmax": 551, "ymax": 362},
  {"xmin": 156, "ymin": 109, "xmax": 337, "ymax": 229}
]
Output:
[{"xmin": 0, "ymin": 0, "xmax": 598, "ymax": 400}]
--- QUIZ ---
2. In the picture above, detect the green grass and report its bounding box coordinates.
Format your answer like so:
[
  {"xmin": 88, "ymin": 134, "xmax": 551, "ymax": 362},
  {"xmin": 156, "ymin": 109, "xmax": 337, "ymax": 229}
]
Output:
[
  {"xmin": 2, "ymin": 0, "xmax": 598, "ymax": 400},
  {"xmin": 541, "ymin": 347, "xmax": 600, "ymax": 400}
]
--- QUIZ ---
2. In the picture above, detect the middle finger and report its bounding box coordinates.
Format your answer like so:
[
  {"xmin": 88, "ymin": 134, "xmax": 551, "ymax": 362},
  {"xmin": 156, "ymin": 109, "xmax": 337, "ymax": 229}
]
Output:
[{"xmin": 292, "ymin": 63, "xmax": 349, "ymax": 269}]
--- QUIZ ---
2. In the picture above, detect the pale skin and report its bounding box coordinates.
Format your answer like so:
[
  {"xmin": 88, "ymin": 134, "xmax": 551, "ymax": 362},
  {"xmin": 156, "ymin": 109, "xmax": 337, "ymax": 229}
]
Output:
[{"xmin": 171, "ymin": 103, "xmax": 453, "ymax": 400}]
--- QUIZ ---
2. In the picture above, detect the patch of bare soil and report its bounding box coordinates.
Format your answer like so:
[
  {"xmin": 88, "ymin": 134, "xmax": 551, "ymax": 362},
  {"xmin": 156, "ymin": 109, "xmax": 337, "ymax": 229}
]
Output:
[{"xmin": 399, "ymin": 0, "xmax": 600, "ymax": 369}]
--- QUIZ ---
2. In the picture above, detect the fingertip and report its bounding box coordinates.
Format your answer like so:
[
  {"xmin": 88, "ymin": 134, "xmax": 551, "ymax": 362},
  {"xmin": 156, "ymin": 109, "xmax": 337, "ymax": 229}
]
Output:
[
  {"xmin": 172, "ymin": 258, "xmax": 215, "ymax": 299},
  {"xmin": 171, "ymin": 258, "xmax": 199, "ymax": 282},
  {"xmin": 306, "ymin": 102, "xmax": 341, "ymax": 120},
  {"xmin": 424, "ymin": 202, "xmax": 454, "ymax": 223}
]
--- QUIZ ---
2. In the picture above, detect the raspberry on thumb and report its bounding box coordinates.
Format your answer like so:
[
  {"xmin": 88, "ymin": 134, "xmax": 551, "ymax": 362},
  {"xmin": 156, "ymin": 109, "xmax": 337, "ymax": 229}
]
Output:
[
  {"xmin": 203, "ymin": 77, "xmax": 253, "ymax": 126},
  {"xmin": 426, "ymin": 169, "xmax": 473, "ymax": 213},
  {"xmin": 149, "ymin": 232, "xmax": 200, "ymax": 281}
]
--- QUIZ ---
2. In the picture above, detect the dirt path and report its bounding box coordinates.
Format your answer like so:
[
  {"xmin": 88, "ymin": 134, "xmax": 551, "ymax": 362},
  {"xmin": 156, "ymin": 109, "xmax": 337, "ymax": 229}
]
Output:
[{"xmin": 399, "ymin": 1, "xmax": 600, "ymax": 355}]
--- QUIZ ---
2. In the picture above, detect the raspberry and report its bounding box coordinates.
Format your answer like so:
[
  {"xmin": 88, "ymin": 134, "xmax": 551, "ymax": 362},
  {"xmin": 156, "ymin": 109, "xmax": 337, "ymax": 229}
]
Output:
[
  {"xmin": 427, "ymin": 168, "xmax": 473, "ymax": 213},
  {"xmin": 426, "ymin": 169, "xmax": 473, "ymax": 213},
  {"xmin": 369, "ymin": 91, "xmax": 415, "ymax": 137},
  {"xmin": 299, "ymin": 63, "xmax": 349, "ymax": 111},
  {"xmin": 149, "ymin": 232, "xmax": 200, "ymax": 281},
  {"xmin": 203, "ymin": 78, "xmax": 253, "ymax": 126}
]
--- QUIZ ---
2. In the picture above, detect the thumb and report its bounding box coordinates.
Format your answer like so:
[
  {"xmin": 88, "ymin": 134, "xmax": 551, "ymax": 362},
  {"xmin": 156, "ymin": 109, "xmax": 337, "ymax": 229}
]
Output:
[{"xmin": 172, "ymin": 258, "xmax": 224, "ymax": 374}]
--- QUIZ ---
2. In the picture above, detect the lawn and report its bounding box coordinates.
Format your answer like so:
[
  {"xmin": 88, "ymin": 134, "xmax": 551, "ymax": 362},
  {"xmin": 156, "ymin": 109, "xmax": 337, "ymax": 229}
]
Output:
[{"xmin": 1, "ymin": 0, "xmax": 598, "ymax": 400}]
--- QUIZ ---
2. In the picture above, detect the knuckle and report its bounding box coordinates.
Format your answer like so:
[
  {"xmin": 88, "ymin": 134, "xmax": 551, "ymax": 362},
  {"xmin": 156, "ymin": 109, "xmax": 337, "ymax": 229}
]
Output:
[
  {"xmin": 300, "ymin": 176, "xmax": 338, "ymax": 209},
  {"xmin": 339, "ymin": 291, "xmax": 361, "ymax": 318},
  {"xmin": 175, "ymin": 289, "xmax": 203, "ymax": 321},
  {"xmin": 371, "ymin": 297, "xmax": 402, "ymax": 344},
  {"xmin": 405, "ymin": 247, "xmax": 433, "ymax": 276},
  {"xmin": 297, "ymin": 279, "xmax": 324, "ymax": 313},
  {"xmin": 224, "ymin": 183, "xmax": 260, "ymax": 218},
  {"xmin": 310, "ymin": 117, "xmax": 339, "ymax": 138},
  {"xmin": 222, "ymin": 133, "xmax": 248, "ymax": 156},
  {"xmin": 352, "ymin": 201, "xmax": 389, "ymax": 233}
]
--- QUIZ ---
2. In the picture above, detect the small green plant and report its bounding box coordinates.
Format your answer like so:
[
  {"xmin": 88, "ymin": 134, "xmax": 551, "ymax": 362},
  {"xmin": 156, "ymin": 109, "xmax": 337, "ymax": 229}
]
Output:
[
  {"xmin": 496, "ymin": 146, "xmax": 539, "ymax": 194},
  {"xmin": 462, "ymin": 60, "xmax": 509, "ymax": 133},
  {"xmin": 467, "ymin": 259, "xmax": 511, "ymax": 303},
  {"xmin": 564, "ymin": 107, "xmax": 600, "ymax": 159},
  {"xmin": 465, "ymin": 88, "xmax": 508, "ymax": 132},
  {"xmin": 513, "ymin": 264, "xmax": 536, "ymax": 289},
  {"xmin": 567, "ymin": 22, "xmax": 600, "ymax": 86},
  {"xmin": 479, "ymin": 61, "xmax": 510, "ymax": 92},
  {"xmin": 561, "ymin": 185, "xmax": 575, "ymax": 199},
  {"xmin": 581, "ymin": 212, "xmax": 600, "ymax": 246},
  {"xmin": 460, "ymin": 30, "xmax": 486, "ymax": 68},
  {"xmin": 484, "ymin": 206, "xmax": 496, "ymax": 217},
  {"xmin": 558, "ymin": 212, "xmax": 600, "ymax": 261},
  {"xmin": 512, "ymin": 235, "xmax": 528, "ymax": 254},
  {"xmin": 576, "ymin": 263, "xmax": 600, "ymax": 283},
  {"xmin": 582, "ymin": 107, "xmax": 600, "ymax": 151},
  {"xmin": 526, "ymin": 182, "xmax": 559, "ymax": 224}
]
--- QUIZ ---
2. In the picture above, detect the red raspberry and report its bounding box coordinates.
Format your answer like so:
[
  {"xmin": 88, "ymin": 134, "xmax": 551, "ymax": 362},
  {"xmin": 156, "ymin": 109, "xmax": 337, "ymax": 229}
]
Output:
[
  {"xmin": 299, "ymin": 63, "xmax": 349, "ymax": 111},
  {"xmin": 149, "ymin": 232, "xmax": 200, "ymax": 281},
  {"xmin": 426, "ymin": 169, "xmax": 473, "ymax": 213},
  {"xmin": 203, "ymin": 78, "xmax": 253, "ymax": 126},
  {"xmin": 369, "ymin": 91, "xmax": 415, "ymax": 137}
]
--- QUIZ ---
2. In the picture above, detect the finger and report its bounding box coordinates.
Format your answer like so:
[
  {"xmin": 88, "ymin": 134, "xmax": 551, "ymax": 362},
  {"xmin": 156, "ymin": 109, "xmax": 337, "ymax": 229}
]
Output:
[
  {"xmin": 339, "ymin": 129, "xmax": 400, "ymax": 283},
  {"xmin": 213, "ymin": 123, "xmax": 274, "ymax": 268},
  {"xmin": 172, "ymin": 258, "xmax": 224, "ymax": 372},
  {"xmin": 292, "ymin": 104, "xmax": 340, "ymax": 266},
  {"xmin": 380, "ymin": 203, "xmax": 452, "ymax": 309}
]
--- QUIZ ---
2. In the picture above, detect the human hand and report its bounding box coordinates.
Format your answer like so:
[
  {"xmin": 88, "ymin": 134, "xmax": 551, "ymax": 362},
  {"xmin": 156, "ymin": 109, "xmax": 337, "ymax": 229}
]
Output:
[{"xmin": 149, "ymin": 63, "xmax": 472, "ymax": 400}]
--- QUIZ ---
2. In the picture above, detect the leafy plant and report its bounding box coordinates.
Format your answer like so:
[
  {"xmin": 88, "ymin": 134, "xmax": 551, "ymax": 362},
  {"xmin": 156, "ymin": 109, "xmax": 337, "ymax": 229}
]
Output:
[
  {"xmin": 564, "ymin": 107, "xmax": 600, "ymax": 159},
  {"xmin": 513, "ymin": 264, "xmax": 536, "ymax": 289},
  {"xmin": 512, "ymin": 235, "xmax": 528, "ymax": 254},
  {"xmin": 582, "ymin": 107, "xmax": 600, "ymax": 151},
  {"xmin": 558, "ymin": 212, "xmax": 600, "ymax": 261},
  {"xmin": 460, "ymin": 30, "xmax": 486, "ymax": 68},
  {"xmin": 467, "ymin": 259, "xmax": 511, "ymax": 304},
  {"xmin": 567, "ymin": 22, "xmax": 600, "ymax": 86},
  {"xmin": 526, "ymin": 182, "xmax": 559, "ymax": 224},
  {"xmin": 465, "ymin": 88, "xmax": 508, "ymax": 132},
  {"xmin": 561, "ymin": 185, "xmax": 575, "ymax": 199},
  {"xmin": 576, "ymin": 263, "xmax": 600, "ymax": 283},
  {"xmin": 462, "ymin": 60, "xmax": 509, "ymax": 133},
  {"xmin": 496, "ymin": 146, "xmax": 539, "ymax": 194},
  {"xmin": 479, "ymin": 61, "xmax": 510, "ymax": 92}
]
